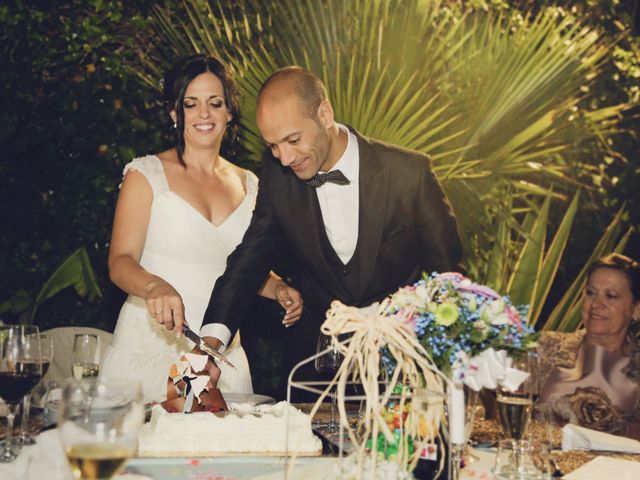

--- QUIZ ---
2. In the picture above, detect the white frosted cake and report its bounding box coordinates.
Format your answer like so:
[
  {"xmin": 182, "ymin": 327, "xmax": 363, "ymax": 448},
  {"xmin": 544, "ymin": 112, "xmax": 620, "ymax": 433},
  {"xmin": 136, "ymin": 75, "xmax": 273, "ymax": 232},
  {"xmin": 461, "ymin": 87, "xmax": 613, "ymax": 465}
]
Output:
[{"xmin": 138, "ymin": 401, "xmax": 322, "ymax": 456}]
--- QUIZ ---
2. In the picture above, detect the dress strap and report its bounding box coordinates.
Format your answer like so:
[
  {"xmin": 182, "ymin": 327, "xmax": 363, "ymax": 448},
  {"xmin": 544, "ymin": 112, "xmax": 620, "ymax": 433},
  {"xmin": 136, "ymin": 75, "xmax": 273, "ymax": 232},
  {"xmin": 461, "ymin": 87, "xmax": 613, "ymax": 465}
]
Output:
[{"xmin": 122, "ymin": 155, "xmax": 169, "ymax": 197}]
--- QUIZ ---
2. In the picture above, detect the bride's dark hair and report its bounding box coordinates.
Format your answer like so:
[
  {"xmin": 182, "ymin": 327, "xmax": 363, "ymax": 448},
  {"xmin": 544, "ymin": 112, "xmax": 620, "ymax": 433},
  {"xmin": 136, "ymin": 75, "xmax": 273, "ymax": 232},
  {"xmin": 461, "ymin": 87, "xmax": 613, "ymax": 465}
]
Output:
[{"xmin": 162, "ymin": 54, "xmax": 241, "ymax": 164}]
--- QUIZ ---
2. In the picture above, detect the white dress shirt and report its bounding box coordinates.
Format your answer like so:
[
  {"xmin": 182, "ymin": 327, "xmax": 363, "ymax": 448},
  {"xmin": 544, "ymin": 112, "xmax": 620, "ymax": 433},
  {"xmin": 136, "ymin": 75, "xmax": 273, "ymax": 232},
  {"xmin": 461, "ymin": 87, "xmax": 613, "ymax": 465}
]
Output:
[
  {"xmin": 201, "ymin": 125, "xmax": 360, "ymax": 349},
  {"xmin": 315, "ymin": 125, "xmax": 359, "ymax": 264}
]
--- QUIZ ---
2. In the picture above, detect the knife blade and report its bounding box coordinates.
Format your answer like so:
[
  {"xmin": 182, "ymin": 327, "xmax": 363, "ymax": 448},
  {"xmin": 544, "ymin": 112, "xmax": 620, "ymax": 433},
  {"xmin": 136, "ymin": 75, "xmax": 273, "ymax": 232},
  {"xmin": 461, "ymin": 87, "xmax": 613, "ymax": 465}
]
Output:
[{"xmin": 182, "ymin": 324, "xmax": 237, "ymax": 370}]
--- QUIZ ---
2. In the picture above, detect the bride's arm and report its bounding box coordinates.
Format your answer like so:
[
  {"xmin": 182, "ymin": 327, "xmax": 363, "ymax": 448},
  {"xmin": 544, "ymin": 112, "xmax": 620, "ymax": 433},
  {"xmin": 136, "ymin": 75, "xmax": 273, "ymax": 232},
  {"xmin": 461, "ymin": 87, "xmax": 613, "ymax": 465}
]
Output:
[
  {"xmin": 258, "ymin": 273, "xmax": 303, "ymax": 327},
  {"xmin": 108, "ymin": 170, "xmax": 185, "ymax": 335}
]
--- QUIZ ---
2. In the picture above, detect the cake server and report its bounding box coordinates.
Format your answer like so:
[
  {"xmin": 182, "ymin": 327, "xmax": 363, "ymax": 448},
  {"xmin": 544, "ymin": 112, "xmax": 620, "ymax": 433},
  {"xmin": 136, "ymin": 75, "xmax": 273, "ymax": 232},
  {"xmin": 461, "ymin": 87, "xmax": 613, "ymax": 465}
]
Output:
[{"xmin": 183, "ymin": 324, "xmax": 237, "ymax": 370}]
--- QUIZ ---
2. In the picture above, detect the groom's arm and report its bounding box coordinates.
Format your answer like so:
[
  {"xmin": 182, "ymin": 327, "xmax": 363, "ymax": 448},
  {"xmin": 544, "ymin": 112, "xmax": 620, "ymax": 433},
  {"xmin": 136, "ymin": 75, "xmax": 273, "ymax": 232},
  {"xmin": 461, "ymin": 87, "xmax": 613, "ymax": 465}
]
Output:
[{"xmin": 199, "ymin": 159, "xmax": 285, "ymax": 350}]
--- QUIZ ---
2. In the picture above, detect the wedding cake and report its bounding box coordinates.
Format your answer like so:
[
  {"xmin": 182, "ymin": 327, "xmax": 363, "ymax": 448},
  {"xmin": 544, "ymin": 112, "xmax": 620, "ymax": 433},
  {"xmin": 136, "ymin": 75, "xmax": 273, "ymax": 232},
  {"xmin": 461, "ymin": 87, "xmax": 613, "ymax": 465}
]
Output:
[{"xmin": 137, "ymin": 401, "xmax": 322, "ymax": 456}]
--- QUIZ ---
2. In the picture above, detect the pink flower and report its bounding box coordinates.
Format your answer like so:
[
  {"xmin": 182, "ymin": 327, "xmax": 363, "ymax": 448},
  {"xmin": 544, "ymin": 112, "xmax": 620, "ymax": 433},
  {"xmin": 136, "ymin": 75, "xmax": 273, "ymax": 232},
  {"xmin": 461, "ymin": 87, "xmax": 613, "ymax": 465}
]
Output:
[
  {"xmin": 506, "ymin": 305, "xmax": 523, "ymax": 329},
  {"xmin": 458, "ymin": 283, "xmax": 501, "ymax": 299}
]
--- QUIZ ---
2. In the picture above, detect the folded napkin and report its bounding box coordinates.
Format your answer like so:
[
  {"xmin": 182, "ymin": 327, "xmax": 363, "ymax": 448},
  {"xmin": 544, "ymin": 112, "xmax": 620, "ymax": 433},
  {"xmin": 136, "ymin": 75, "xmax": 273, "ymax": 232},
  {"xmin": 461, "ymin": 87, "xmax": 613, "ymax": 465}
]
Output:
[
  {"xmin": 563, "ymin": 456, "xmax": 640, "ymax": 479},
  {"xmin": 0, "ymin": 429, "xmax": 151, "ymax": 480},
  {"xmin": 0, "ymin": 429, "xmax": 72, "ymax": 480},
  {"xmin": 562, "ymin": 424, "xmax": 640, "ymax": 453}
]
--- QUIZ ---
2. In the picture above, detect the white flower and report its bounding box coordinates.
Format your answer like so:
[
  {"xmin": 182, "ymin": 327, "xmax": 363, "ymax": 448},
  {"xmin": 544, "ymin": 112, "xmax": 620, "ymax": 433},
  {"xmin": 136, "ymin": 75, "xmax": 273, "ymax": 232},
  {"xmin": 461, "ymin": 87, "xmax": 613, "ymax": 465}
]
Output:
[
  {"xmin": 490, "ymin": 313, "xmax": 510, "ymax": 325},
  {"xmin": 393, "ymin": 290, "xmax": 423, "ymax": 309},
  {"xmin": 413, "ymin": 283, "xmax": 431, "ymax": 302},
  {"xmin": 480, "ymin": 298, "xmax": 507, "ymax": 325}
]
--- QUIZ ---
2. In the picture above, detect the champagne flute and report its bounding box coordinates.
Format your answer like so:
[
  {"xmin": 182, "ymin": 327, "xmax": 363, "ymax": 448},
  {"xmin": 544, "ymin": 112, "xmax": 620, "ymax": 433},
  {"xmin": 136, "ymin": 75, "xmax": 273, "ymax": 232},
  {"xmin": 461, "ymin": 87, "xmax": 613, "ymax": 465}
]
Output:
[
  {"xmin": 0, "ymin": 325, "xmax": 42, "ymax": 462},
  {"xmin": 315, "ymin": 333, "xmax": 343, "ymax": 433},
  {"xmin": 17, "ymin": 332, "xmax": 53, "ymax": 445},
  {"xmin": 72, "ymin": 334, "xmax": 100, "ymax": 380},
  {"xmin": 497, "ymin": 352, "xmax": 535, "ymax": 440},
  {"xmin": 59, "ymin": 379, "xmax": 144, "ymax": 480}
]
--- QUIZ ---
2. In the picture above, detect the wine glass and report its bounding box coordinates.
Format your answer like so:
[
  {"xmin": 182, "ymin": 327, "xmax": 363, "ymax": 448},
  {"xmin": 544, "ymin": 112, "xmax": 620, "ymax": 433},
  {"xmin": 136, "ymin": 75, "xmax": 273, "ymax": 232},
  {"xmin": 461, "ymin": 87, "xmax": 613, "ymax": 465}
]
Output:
[
  {"xmin": 0, "ymin": 325, "xmax": 42, "ymax": 462},
  {"xmin": 314, "ymin": 333, "xmax": 343, "ymax": 433},
  {"xmin": 17, "ymin": 332, "xmax": 54, "ymax": 445},
  {"xmin": 496, "ymin": 352, "xmax": 535, "ymax": 440},
  {"xmin": 58, "ymin": 379, "xmax": 144, "ymax": 480},
  {"xmin": 72, "ymin": 334, "xmax": 100, "ymax": 380}
]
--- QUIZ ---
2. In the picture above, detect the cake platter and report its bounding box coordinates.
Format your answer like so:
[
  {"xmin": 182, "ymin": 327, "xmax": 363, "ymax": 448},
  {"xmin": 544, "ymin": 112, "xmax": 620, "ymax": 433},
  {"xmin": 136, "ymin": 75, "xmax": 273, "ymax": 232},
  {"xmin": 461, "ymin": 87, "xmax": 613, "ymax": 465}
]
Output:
[{"xmin": 124, "ymin": 456, "xmax": 335, "ymax": 480}]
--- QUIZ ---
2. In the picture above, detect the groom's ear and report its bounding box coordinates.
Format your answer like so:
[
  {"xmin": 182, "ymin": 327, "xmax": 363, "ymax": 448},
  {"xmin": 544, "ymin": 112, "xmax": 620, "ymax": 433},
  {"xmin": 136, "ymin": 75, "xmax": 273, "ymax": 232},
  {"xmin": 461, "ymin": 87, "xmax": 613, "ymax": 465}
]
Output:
[{"xmin": 317, "ymin": 99, "xmax": 335, "ymax": 130}]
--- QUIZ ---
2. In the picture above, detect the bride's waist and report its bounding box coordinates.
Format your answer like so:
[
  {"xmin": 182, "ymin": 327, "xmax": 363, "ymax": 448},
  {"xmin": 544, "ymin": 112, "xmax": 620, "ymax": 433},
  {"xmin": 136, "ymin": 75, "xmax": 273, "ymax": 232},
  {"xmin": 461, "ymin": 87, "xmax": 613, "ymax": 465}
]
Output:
[{"xmin": 140, "ymin": 252, "xmax": 224, "ymax": 296}]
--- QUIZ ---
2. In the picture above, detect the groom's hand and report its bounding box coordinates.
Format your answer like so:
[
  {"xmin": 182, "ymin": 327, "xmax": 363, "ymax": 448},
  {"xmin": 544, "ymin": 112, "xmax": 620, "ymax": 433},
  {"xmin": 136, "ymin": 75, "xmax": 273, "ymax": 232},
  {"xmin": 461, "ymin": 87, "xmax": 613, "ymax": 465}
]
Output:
[
  {"xmin": 196, "ymin": 336, "xmax": 223, "ymax": 387},
  {"xmin": 274, "ymin": 284, "xmax": 303, "ymax": 327}
]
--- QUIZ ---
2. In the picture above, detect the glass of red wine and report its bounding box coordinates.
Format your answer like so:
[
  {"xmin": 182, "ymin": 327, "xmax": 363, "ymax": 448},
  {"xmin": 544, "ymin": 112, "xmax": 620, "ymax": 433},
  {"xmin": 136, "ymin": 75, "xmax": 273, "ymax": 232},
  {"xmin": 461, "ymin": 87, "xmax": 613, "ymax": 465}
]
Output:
[
  {"xmin": 314, "ymin": 333, "xmax": 343, "ymax": 433},
  {"xmin": 17, "ymin": 332, "xmax": 53, "ymax": 445},
  {"xmin": 0, "ymin": 325, "xmax": 42, "ymax": 462}
]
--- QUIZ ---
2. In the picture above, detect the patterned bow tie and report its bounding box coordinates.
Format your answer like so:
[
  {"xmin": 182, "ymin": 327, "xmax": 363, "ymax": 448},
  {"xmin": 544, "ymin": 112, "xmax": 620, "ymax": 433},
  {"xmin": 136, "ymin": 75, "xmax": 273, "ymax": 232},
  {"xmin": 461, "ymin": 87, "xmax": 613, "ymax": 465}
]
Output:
[{"xmin": 305, "ymin": 169, "xmax": 351, "ymax": 188}]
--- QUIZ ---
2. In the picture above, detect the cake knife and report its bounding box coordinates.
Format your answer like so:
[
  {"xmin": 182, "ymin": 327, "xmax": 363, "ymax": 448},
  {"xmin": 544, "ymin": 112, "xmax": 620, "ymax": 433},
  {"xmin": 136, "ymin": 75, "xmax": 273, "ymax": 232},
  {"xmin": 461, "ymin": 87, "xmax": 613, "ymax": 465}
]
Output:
[{"xmin": 182, "ymin": 324, "xmax": 237, "ymax": 370}]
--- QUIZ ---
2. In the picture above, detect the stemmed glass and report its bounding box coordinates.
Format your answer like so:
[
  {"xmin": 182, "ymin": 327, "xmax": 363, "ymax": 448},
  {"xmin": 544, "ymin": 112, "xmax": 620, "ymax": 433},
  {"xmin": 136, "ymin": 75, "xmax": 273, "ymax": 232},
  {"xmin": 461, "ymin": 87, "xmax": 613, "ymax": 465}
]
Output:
[
  {"xmin": 17, "ymin": 332, "xmax": 53, "ymax": 445},
  {"xmin": 0, "ymin": 325, "xmax": 42, "ymax": 462},
  {"xmin": 315, "ymin": 333, "xmax": 343, "ymax": 433},
  {"xmin": 72, "ymin": 334, "xmax": 100, "ymax": 380},
  {"xmin": 58, "ymin": 379, "xmax": 144, "ymax": 480},
  {"xmin": 496, "ymin": 352, "xmax": 535, "ymax": 440}
]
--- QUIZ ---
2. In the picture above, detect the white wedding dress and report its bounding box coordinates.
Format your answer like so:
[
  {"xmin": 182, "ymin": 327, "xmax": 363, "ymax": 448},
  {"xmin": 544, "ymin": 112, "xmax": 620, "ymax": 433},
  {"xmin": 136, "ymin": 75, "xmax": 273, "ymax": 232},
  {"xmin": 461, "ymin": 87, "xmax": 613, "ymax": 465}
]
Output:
[{"xmin": 101, "ymin": 155, "xmax": 255, "ymax": 402}]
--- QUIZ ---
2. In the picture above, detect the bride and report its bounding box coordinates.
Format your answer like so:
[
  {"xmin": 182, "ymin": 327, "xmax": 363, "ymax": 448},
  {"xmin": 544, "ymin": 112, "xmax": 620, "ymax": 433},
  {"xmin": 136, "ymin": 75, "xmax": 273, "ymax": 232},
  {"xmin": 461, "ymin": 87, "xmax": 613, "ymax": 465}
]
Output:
[{"xmin": 101, "ymin": 55, "xmax": 302, "ymax": 402}]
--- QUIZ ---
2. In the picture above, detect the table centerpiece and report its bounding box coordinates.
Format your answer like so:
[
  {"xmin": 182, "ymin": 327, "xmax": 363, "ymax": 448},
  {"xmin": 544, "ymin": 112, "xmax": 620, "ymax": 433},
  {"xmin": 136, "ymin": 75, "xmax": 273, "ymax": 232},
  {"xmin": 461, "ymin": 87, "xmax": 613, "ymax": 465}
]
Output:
[{"xmin": 292, "ymin": 271, "xmax": 537, "ymax": 479}]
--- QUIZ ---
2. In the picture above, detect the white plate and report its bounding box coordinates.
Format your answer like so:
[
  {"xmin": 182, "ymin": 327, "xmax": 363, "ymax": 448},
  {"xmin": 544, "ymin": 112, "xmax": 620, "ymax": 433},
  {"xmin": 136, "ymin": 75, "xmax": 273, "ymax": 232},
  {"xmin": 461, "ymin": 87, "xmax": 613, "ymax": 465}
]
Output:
[{"xmin": 222, "ymin": 393, "xmax": 276, "ymax": 406}]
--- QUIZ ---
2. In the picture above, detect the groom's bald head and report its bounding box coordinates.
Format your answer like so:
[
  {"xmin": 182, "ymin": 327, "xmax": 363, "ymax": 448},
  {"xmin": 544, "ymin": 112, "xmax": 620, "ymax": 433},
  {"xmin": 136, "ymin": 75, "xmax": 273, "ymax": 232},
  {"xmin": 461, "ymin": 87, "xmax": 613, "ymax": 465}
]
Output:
[{"xmin": 257, "ymin": 66, "xmax": 327, "ymax": 119}]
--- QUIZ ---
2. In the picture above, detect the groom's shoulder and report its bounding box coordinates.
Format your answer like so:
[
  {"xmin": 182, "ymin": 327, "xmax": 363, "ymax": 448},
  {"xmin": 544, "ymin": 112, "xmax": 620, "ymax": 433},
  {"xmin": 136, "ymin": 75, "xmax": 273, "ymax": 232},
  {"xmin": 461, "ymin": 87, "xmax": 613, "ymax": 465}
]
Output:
[{"xmin": 358, "ymin": 132, "xmax": 433, "ymax": 171}]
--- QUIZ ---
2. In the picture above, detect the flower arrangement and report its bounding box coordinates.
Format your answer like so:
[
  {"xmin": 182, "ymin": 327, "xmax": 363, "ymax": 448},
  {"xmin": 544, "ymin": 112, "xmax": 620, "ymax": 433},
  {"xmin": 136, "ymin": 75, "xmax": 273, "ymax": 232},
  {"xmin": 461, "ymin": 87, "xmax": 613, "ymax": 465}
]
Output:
[
  {"xmin": 289, "ymin": 271, "xmax": 537, "ymax": 479},
  {"xmin": 380, "ymin": 271, "xmax": 538, "ymax": 379}
]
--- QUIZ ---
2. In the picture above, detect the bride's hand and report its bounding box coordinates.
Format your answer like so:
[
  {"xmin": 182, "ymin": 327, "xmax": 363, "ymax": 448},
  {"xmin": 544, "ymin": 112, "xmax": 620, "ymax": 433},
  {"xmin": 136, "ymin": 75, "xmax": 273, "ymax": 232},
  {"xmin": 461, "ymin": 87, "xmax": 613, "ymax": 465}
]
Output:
[
  {"xmin": 274, "ymin": 283, "xmax": 303, "ymax": 327},
  {"xmin": 144, "ymin": 277, "xmax": 186, "ymax": 335}
]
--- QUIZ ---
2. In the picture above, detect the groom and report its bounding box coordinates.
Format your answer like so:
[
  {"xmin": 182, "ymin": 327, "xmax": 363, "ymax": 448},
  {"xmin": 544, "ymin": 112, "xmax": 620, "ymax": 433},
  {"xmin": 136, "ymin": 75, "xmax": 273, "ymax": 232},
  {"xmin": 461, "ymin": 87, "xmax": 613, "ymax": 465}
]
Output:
[{"xmin": 199, "ymin": 66, "xmax": 464, "ymax": 396}]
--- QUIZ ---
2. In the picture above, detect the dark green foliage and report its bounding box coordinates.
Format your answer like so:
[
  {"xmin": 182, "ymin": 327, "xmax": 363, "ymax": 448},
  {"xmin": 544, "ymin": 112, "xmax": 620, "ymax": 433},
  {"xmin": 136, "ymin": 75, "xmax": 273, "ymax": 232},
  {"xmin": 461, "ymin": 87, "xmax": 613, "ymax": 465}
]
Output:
[
  {"xmin": 0, "ymin": 0, "xmax": 637, "ymax": 342},
  {"xmin": 0, "ymin": 0, "xmax": 165, "ymax": 330}
]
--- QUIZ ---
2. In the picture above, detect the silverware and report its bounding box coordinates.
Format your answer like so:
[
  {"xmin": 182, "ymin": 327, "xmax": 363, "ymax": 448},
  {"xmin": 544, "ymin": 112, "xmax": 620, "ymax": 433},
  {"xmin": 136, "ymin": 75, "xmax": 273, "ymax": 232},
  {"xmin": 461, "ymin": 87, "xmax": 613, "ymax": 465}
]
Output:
[{"xmin": 182, "ymin": 324, "xmax": 237, "ymax": 370}]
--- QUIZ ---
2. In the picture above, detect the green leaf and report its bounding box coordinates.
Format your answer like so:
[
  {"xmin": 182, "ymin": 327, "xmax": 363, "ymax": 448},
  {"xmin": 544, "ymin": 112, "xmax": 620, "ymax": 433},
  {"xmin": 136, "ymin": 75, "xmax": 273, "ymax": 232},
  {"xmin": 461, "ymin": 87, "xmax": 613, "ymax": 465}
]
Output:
[
  {"xmin": 529, "ymin": 191, "xmax": 580, "ymax": 327},
  {"xmin": 507, "ymin": 196, "xmax": 550, "ymax": 310},
  {"xmin": 30, "ymin": 247, "xmax": 102, "ymax": 324},
  {"xmin": 0, "ymin": 290, "xmax": 33, "ymax": 316}
]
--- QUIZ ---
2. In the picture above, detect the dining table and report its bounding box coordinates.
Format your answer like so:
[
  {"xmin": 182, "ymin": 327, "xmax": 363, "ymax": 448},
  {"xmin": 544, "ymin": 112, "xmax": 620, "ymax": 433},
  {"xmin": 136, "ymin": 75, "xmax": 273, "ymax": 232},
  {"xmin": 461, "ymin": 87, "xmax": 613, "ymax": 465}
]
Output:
[{"xmin": 3, "ymin": 403, "xmax": 640, "ymax": 479}]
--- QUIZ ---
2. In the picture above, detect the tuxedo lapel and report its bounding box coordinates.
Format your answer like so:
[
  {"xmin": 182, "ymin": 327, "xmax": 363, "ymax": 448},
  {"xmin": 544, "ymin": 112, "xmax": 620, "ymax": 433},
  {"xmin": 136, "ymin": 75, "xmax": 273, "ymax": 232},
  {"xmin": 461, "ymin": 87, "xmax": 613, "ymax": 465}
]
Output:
[
  {"xmin": 286, "ymin": 177, "xmax": 351, "ymax": 299},
  {"xmin": 354, "ymin": 133, "xmax": 389, "ymax": 300}
]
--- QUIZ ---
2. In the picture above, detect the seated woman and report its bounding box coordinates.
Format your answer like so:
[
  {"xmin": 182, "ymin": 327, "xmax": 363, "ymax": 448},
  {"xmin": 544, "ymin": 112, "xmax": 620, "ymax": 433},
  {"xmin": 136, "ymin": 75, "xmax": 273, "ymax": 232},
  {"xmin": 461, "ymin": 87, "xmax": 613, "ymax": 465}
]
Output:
[{"xmin": 539, "ymin": 253, "xmax": 640, "ymax": 437}]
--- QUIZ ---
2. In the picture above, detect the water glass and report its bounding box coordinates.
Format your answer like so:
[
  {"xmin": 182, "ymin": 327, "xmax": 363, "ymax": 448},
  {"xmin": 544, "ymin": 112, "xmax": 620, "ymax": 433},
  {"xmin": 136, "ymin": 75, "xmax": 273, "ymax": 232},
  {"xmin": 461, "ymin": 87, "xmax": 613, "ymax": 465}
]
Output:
[
  {"xmin": 493, "ymin": 439, "xmax": 551, "ymax": 480},
  {"xmin": 58, "ymin": 379, "xmax": 144, "ymax": 479},
  {"xmin": 314, "ymin": 334, "xmax": 343, "ymax": 432},
  {"xmin": 72, "ymin": 334, "xmax": 100, "ymax": 380},
  {"xmin": 42, "ymin": 379, "xmax": 69, "ymax": 426}
]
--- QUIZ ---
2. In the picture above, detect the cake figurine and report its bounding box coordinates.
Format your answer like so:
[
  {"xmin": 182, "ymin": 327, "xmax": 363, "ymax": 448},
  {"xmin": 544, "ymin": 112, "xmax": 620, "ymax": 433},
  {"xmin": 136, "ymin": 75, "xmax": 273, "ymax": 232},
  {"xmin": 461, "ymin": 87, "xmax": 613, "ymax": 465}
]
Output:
[{"xmin": 161, "ymin": 353, "xmax": 228, "ymax": 413}]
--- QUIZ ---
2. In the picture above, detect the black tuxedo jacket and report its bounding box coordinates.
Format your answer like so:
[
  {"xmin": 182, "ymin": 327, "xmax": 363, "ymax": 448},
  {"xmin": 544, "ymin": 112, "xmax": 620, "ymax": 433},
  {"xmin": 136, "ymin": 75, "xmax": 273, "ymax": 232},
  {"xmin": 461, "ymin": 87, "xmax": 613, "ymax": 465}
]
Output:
[{"xmin": 203, "ymin": 128, "xmax": 463, "ymax": 371}]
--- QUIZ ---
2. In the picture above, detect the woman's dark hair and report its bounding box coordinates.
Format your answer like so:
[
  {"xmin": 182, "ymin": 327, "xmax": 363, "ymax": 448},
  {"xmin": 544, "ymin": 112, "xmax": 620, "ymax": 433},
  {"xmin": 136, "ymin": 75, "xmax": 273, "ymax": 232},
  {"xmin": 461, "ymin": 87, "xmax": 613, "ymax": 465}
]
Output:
[
  {"xmin": 162, "ymin": 54, "xmax": 241, "ymax": 164},
  {"xmin": 588, "ymin": 253, "xmax": 640, "ymax": 300}
]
